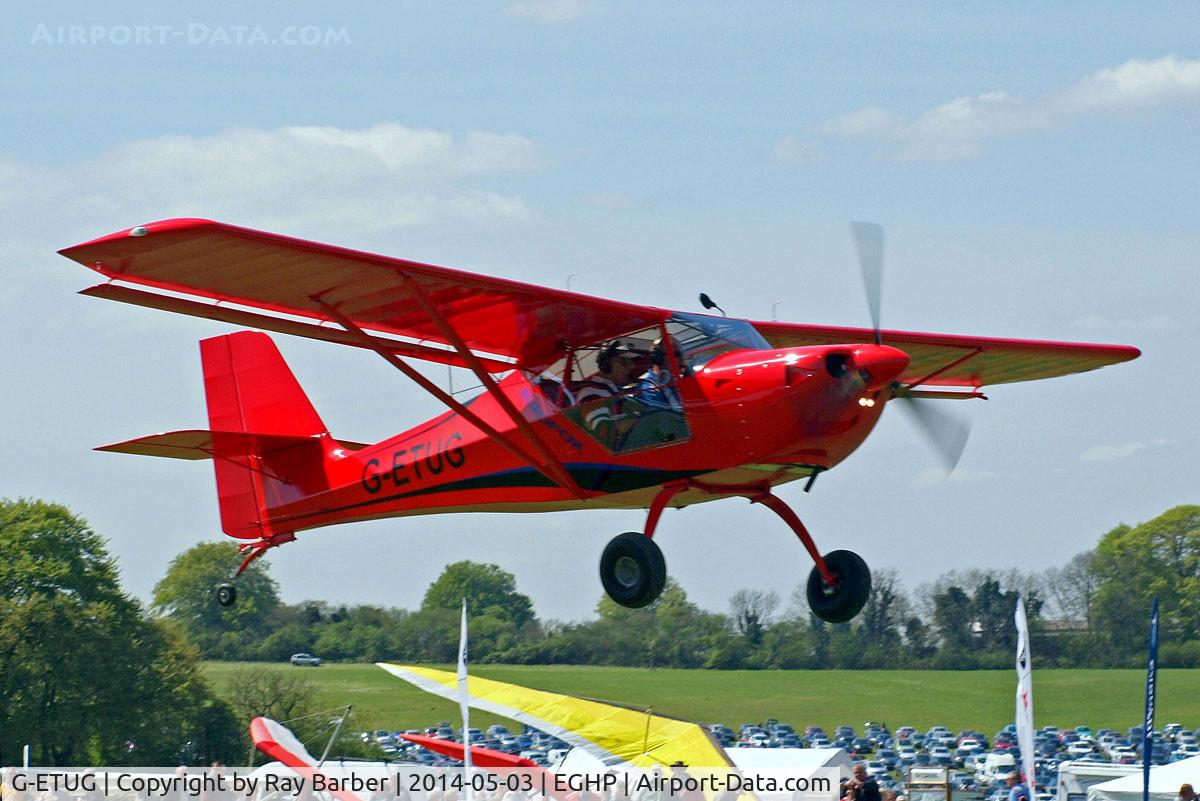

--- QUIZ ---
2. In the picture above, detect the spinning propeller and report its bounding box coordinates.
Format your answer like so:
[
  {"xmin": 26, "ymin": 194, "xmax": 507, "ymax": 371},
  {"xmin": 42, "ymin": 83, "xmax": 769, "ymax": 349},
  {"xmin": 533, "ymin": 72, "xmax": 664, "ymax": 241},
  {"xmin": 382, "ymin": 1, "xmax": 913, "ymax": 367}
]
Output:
[{"xmin": 849, "ymin": 221, "xmax": 970, "ymax": 471}]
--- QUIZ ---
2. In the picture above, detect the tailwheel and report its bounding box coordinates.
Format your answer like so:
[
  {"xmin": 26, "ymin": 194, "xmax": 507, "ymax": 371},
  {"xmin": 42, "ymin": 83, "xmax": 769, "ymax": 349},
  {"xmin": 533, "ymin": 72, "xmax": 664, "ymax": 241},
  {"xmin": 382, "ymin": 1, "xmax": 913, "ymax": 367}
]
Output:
[
  {"xmin": 600, "ymin": 532, "xmax": 667, "ymax": 608},
  {"xmin": 213, "ymin": 532, "xmax": 296, "ymax": 608},
  {"xmin": 806, "ymin": 549, "xmax": 871, "ymax": 623},
  {"xmin": 216, "ymin": 582, "xmax": 237, "ymax": 607}
]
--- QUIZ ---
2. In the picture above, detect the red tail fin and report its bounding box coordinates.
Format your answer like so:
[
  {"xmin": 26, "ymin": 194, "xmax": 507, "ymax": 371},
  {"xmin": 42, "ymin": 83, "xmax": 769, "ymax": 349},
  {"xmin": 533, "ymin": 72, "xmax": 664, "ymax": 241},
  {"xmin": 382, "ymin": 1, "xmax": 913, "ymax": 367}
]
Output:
[{"xmin": 201, "ymin": 332, "xmax": 331, "ymax": 539}]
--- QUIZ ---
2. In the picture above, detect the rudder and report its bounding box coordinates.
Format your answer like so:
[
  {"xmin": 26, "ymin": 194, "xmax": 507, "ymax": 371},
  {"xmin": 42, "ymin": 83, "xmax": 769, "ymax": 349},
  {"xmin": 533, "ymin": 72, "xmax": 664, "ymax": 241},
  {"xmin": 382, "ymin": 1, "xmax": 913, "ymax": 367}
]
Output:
[{"xmin": 201, "ymin": 332, "xmax": 331, "ymax": 539}]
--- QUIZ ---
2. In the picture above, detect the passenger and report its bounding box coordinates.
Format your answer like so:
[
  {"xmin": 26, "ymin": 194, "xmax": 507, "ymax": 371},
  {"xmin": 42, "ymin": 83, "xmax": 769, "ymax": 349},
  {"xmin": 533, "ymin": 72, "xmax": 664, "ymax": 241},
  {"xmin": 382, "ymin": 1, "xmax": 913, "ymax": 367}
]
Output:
[
  {"xmin": 637, "ymin": 337, "xmax": 686, "ymax": 411},
  {"xmin": 574, "ymin": 341, "xmax": 646, "ymax": 405}
]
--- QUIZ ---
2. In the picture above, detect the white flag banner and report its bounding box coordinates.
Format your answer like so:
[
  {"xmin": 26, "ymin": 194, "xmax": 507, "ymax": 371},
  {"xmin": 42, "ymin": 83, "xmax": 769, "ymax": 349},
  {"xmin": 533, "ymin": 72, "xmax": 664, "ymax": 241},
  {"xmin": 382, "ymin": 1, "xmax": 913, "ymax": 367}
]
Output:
[
  {"xmin": 458, "ymin": 599, "xmax": 473, "ymax": 794},
  {"xmin": 1015, "ymin": 597, "xmax": 1036, "ymax": 789}
]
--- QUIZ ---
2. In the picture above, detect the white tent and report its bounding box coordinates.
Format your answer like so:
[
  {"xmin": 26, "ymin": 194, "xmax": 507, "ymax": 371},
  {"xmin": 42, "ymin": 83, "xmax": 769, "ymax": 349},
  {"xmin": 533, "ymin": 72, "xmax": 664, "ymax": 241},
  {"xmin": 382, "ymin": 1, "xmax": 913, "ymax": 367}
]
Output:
[
  {"xmin": 726, "ymin": 746, "xmax": 853, "ymax": 777},
  {"xmin": 1087, "ymin": 756, "xmax": 1200, "ymax": 801},
  {"xmin": 725, "ymin": 748, "xmax": 852, "ymax": 801}
]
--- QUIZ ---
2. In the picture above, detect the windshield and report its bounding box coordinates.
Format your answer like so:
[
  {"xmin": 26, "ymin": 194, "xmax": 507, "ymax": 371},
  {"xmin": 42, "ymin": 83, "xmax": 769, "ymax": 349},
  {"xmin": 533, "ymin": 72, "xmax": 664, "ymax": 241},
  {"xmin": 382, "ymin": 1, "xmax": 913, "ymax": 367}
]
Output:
[{"xmin": 668, "ymin": 312, "xmax": 770, "ymax": 370}]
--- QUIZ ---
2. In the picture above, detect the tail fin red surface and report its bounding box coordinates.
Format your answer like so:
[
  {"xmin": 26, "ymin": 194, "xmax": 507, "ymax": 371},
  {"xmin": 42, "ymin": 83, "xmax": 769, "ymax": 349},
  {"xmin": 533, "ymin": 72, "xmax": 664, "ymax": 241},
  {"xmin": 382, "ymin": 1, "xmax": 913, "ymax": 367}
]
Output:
[{"xmin": 201, "ymin": 332, "xmax": 331, "ymax": 540}]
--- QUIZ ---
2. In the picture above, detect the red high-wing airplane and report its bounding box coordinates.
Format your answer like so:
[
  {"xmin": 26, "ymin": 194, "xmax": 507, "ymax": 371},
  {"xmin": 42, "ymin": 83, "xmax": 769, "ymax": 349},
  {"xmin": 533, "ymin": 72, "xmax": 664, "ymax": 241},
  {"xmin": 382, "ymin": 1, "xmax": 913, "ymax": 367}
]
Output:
[{"xmin": 61, "ymin": 219, "xmax": 1138, "ymax": 622}]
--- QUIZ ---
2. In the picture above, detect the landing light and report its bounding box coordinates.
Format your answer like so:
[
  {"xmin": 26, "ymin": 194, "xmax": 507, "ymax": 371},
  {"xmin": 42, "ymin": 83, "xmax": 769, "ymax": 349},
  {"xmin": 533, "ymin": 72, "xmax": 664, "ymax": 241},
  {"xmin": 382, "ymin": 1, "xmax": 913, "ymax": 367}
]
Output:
[{"xmin": 858, "ymin": 397, "xmax": 875, "ymax": 407}]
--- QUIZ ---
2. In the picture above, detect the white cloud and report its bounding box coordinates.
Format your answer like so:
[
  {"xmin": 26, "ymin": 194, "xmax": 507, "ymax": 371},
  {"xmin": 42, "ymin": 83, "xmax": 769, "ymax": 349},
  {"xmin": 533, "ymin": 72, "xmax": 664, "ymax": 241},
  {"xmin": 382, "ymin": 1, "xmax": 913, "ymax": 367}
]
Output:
[
  {"xmin": 504, "ymin": 0, "xmax": 590, "ymax": 23},
  {"xmin": 816, "ymin": 107, "xmax": 900, "ymax": 137},
  {"xmin": 1, "ymin": 122, "xmax": 539, "ymax": 243},
  {"xmin": 1081, "ymin": 438, "xmax": 1170, "ymax": 462},
  {"xmin": 769, "ymin": 135, "xmax": 825, "ymax": 165},
  {"xmin": 788, "ymin": 55, "xmax": 1200, "ymax": 162},
  {"xmin": 1061, "ymin": 55, "xmax": 1200, "ymax": 113}
]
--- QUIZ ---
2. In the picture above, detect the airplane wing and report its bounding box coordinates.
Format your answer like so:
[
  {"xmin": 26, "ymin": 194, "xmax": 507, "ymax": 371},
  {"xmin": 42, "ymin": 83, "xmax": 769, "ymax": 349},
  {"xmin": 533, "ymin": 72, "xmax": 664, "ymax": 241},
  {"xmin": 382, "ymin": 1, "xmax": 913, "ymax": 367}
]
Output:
[
  {"xmin": 376, "ymin": 664, "xmax": 733, "ymax": 769},
  {"xmin": 60, "ymin": 219, "xmax": 1137, "ymax": 386},
  {"xmin": 751, "ymin": 320, "xmax": 1140, "ymax": 388},
  {"xmin": 61, "ymin": 218, "xmax": 666, "ymax": 370}
]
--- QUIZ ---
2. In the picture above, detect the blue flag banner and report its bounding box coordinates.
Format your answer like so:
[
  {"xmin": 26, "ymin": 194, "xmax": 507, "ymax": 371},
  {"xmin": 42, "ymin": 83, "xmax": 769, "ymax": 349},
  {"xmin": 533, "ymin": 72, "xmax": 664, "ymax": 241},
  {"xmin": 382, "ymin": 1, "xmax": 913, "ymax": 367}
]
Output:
[{"xmin": 1142, "ymin": 597, "xmax": 1159, "ymax": 801}]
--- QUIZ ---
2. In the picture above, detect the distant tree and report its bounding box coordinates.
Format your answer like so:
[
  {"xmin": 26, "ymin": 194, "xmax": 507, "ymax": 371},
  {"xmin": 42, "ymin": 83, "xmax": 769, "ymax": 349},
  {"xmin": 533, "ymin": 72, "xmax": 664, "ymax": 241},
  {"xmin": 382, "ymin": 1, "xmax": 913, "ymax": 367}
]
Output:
[
  {"xmin": 0, "ymin": 499, "xmax": 240, "ymax": 765},
  {"xmin": 152, "ymin": 541, "xmax": 281, "ymax": 651},
  {"xmin": 807, "ymin": 612, "xmax": 831, "ymax": 666},
  {"xmin": 971, "ymin": 577, "xmax": 1009, "ymax": 651},
  {"xmin": 1043, "ymin": 550, "xmax": 1099, "ymax": 626},
  {"xmin": 421, "ymin": 561, "xmax": 535, "ymax": 628},
  {"xmin": 903, "ymin": 615, "xmax": 936, "ymax": 661},
  {"xmin": 932, "ymin": 584, "xmax": 973, "ymax": 652},
  {"xmin": 729, "ymin": 589, "xmax": 779, "ymax": 646},
  {"xmin": 1092, "ymin": 506, "xmax": 1200, "ymax": 655},
  {"xmin": 858, "ymin": 569, "xmax": 905, "ymax": 648},
  {"xmin": 649, "ymin": 582, "xmax": 726, "ymax": 668},
  {"xmin": 225, "ymin": 667, "xmax": 315, "ymax": 725},
  {"xmin": 756, "ymin": 617, "xmax": 814, "ymax": 668}
]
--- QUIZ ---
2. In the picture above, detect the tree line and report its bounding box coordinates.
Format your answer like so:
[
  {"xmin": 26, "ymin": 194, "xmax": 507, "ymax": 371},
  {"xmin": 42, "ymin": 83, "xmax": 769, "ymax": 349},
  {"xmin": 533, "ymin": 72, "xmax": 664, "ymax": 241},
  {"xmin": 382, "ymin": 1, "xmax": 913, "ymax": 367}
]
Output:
[
  {"xmin": 152, "ymin": 505, "xmax": 1200, "ymax": 670},
  {"xmin": 1, "ymin": 498, "xmax": 1195, "ymax": 766}
]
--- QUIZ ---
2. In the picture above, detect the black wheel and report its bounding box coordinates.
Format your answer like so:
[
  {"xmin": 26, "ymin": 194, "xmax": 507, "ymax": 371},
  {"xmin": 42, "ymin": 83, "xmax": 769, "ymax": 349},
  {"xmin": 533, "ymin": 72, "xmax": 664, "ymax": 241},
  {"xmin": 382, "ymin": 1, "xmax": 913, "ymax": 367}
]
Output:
[
  {"xmin": 216, "ymin": 582, "xmax": 237, "ymax": 607},
  {"xmin": 600, "ymin": 532, "xmax": 667, "ymax": 608},
  {"xmin": 806, "ymin": 549, "xmax": 871, "ymax": 623}
]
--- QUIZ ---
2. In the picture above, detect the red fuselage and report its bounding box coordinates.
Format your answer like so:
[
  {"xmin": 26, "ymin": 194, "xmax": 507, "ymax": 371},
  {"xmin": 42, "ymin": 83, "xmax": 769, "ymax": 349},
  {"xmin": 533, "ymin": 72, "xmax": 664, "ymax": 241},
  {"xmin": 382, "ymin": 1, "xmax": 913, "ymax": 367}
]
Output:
[{"xmin": 251, "ymin": 343, "xmax": 909, "ymax": 537}]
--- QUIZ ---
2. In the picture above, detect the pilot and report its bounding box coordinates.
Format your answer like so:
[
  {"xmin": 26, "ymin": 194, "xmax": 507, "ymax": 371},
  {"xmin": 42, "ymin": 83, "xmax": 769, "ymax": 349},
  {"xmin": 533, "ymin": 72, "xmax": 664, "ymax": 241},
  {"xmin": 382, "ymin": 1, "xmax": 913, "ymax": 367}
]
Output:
[{"xmin": 574, "ymin": 341, "xmax": 646, "ymax": 404}]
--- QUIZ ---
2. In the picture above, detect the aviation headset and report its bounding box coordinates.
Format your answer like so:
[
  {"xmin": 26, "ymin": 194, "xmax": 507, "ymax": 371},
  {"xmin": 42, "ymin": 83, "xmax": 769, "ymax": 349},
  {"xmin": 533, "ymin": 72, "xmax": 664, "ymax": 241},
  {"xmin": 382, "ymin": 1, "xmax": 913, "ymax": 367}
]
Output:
[{"xmin": 597, "ymin": 341, "xmax": 622, "ymax": 373}]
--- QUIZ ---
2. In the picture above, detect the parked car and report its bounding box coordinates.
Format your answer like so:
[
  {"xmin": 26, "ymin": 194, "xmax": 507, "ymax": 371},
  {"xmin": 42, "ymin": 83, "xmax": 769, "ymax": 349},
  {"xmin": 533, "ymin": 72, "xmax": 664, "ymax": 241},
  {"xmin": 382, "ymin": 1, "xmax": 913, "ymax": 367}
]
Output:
[{"xmin": 289, "ymin": 652, "xmax": 321, "ymax": 666}]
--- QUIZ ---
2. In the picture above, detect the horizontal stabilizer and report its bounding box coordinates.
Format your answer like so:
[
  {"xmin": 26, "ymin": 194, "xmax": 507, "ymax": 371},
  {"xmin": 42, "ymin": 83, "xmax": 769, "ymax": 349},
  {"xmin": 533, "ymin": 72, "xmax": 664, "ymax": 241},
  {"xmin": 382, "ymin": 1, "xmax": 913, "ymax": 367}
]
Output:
[{"xmin": 97, "ymin": 429, "xmax": 366, "ymax": 460}]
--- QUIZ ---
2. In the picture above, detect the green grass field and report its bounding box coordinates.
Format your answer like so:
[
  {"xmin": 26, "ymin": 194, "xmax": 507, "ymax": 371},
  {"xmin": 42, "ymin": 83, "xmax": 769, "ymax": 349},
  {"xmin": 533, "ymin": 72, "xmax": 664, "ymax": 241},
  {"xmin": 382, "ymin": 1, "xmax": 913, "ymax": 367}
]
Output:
[{"xmin": 202, "ymin": 663, "xmax": 1200, "ymax": 736}]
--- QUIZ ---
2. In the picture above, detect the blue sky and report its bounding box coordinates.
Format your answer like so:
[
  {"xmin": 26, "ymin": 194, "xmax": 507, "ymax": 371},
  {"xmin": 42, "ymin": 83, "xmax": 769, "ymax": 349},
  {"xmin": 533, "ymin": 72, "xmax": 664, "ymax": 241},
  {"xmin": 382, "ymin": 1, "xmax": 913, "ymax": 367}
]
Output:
[{"xmin": 2, "ymin": 1, "xmax": 1196, "ymax": 620}]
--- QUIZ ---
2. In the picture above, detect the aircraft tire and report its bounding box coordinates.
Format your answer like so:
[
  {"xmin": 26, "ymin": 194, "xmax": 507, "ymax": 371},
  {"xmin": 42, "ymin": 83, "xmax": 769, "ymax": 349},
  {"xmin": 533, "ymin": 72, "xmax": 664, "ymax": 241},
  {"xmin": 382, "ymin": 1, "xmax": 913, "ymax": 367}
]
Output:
[
  {"xmin": 806, "ymin": 549, "xmax": 871, "ymax": 623},
  {"xmin": 216, "ymin": 582, "xmax": 237, "ymax": 607},
  {"xmin": 600, "ymin": 532, "xmax": 666, "ymax": 609}
]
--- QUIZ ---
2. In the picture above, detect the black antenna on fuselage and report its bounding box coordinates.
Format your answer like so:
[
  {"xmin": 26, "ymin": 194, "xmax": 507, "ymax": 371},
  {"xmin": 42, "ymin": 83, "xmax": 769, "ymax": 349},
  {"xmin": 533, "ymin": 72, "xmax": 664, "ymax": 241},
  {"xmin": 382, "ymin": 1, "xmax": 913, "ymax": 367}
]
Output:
[{"xmin": 698, "ymin": 293, "xmax": 726, "ymax": 316}]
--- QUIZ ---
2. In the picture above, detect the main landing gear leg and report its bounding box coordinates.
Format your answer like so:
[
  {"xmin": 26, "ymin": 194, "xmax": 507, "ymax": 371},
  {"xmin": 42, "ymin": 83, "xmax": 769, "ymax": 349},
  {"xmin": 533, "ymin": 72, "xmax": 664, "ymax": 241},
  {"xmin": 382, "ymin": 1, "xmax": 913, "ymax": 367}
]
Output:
[
  {"xmin": 597, "ymin": 480, "xmax": 871, "ymax": 621},
  {"xmin": 750, "ymin": 490, "xmax": 871, "ymax": 624},
  {"xmin": 216, "ymin": 532, "xmax": 296, "ymax": 607}
]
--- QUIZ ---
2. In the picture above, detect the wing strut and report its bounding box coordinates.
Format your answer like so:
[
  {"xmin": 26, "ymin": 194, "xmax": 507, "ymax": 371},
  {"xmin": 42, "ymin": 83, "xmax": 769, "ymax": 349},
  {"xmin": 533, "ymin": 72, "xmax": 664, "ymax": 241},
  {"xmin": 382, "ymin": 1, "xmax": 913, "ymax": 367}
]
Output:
[
  {"xmin": 396, "ymin": 272, "xmax": 586, "ymax": 499},
  {"xmin": 898, "ymin": 347, "xmax": 983, "ymax": 392},
  {"xmin": 312, "ymin": 298, "xmax": 585, "ymax": 498}
]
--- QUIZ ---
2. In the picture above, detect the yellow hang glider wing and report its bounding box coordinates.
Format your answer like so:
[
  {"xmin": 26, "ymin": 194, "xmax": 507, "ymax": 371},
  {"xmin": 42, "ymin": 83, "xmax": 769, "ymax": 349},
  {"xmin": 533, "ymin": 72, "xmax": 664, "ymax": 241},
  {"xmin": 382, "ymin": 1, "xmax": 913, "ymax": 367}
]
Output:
[{"xmin": 376, "ymin": 664, "xmax": 733, "ymax": 769}]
